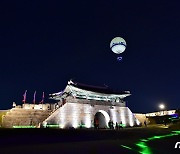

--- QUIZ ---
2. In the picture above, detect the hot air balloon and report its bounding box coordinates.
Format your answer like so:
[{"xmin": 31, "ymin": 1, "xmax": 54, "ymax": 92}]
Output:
[{"xmin": 110, "ymin": 37, "xmax": 127, "ymax": 61}]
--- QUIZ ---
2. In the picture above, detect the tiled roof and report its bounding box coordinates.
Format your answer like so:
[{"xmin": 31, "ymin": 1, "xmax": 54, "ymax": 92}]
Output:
[{"xmin": 68, "ymin": 80, "xmax": 130, "ymax": 95}]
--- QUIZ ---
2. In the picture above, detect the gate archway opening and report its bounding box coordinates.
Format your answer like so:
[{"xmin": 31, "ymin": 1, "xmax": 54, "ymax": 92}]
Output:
[{"xmin": 94, "ymin": 110, "xmax": 110, "ymax": 128}]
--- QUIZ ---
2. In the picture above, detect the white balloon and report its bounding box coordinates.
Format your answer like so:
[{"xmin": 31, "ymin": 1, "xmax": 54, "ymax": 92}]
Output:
[{"xmin": 110, "ymin": 37, "xmax": 126, "ymax": 54}]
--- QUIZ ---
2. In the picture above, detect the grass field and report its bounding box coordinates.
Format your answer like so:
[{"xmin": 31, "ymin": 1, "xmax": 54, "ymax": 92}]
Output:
[{"xmin": 0, "ymin": 124, "xmax": 179, "ymax": 154}]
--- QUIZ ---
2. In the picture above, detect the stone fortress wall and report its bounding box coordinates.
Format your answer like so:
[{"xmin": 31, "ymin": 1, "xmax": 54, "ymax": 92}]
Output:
[
  {"xmin": 134, "ymin": 113, "xmax": 148, "ymax": 125},
  {"xmin": 43, "ymin": 97, "xmax": 140, "ymax": 128},
  {"xmin": 0, "ymin": 110, "xmax": 9, "ymax": 127},
  {"xmin": 2, "ymin": 103, "xmax": 53, "ymax": 128}
]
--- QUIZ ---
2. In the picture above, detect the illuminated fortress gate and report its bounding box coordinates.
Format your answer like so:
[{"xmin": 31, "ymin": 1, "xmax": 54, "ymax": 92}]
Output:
[{"xmin": 43, "ymin": 80, "xmax": 140, "ymax": 128}]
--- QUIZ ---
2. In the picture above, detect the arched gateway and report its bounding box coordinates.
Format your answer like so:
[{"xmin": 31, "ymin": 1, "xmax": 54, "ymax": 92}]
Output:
[
  {"xmin": 94, "ymin": 110, "xmax": 110, "ymax": 128},
  {"xmin": 43, "ymin": 80, "xmax": 140, "ymax": 128}
]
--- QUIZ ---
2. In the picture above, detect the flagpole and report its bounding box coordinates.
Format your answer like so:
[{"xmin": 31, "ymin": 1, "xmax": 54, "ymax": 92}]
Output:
[
  {"xmin": 41, "ymin": 92, "xmax": 44, "ymax": 104},
  {"xmin": 22, "ymin": 90, "xmax": 27, "ymax": 104},
  {"xmin": 33, "ymin": 91, "xmax": 36, "ymax": 104}
]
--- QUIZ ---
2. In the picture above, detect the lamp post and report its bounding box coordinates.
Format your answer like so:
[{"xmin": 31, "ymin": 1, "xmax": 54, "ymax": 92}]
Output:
[
  {"xmin": 159, "ymin": 104, "xmax": 165, "ymax": 115},
  {"xmin": 159, "ymin": 104, "xmax": 167, "ymax": 126}
]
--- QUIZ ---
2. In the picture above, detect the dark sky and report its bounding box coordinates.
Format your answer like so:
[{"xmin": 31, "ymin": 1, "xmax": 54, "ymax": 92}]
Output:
[{"xmin": 0, "ymin": 0, "xmax": 180, "ymax": 112}]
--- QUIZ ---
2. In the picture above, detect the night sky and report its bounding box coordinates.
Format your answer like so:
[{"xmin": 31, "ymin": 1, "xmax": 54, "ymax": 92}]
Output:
[{"xmin": 0, "ymin": 1, "xmax": 180, "ymax": 112}]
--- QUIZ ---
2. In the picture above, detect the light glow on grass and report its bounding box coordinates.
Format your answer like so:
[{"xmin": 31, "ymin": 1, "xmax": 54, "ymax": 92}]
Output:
[
  {"xmin": 79, "ymin": 124, "xmax": 86, "ymax": 128},
  {"xmin": 136, "ymin": 141, "xmax": 151, "ymax": 154},
  {"xmin": 121, "ymin": 130, "xmax": 180, "ymax": 154},
  {"xmin": 46, "ymin": 124, "xmax": 60, "ymax": 128},
  {"xmin": 13, "ymin": 126, "xmax": 36, "ymax": 128},
  {"xmin": 172, "ymin": 130, "xmax": 180, "ymax": 134},
  {"xmin": 119, "ymin": 123, "xmax": 126, "ymax": 128},
  {"xmin": 121, "ymin": 145, "xmax": 132, "ymax": 150}
]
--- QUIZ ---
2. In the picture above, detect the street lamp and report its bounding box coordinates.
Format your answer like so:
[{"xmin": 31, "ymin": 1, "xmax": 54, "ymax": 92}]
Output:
[
  {"xmin": 159, "ymin": 104, "xmax": 166, "ymax": 116},
  {"xmin": 159, "ymin": 103, "xmax": 167, "ymax": 126},
  {"xmin": 159, "ymin": 104, "xmax": 165, "ymax": 110}
]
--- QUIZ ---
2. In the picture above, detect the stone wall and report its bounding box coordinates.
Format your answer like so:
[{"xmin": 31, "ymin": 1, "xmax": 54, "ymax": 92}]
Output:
[
  {"xmin": 22, "ymin": 103, "xmax": 54, "ymax": 110},
  {"xmin": 2, "ymin": 108, "xmax": 51, "ymax": 128},
  {"xmin": 0, "ymin": 110, "xmax": 8, "ymax": 127},
  {"xmin": 134, "ymin": 113, "xmax": 148, "ymax": 125},
  {"xmin": 43, "ymin": 100, "xmax": 140, "ymax": 129}
]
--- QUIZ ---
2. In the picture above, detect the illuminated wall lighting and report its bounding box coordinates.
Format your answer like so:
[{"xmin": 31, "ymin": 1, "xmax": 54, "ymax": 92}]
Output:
[
  {"xmin": 71, "ymin": 103, "xmax": 80, "ymax": 128},
  {"xmin": 120, "ymin": 107, "xmax": 126, "ymax": 126},
  {"xmin": 44, "ymin": 102, "xmax": 139, "ymax": 129},
  {"xmin": 58, "ymin": 105, "xmax": 66, "ymax": 128},
  {"xmin": 110, "ymin": 108, "xmax": 117, "ymax": 123},
  {"xmin": 127, "ymin": 108, "xmax": 134, "ymax": 127},
  {"xmin": 83, "ymin": 104, "xmax": 92, "ymax": 128}
]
